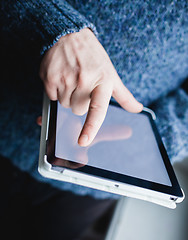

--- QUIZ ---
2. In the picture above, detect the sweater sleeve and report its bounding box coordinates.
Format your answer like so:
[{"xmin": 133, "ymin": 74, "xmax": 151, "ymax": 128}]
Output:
[
  {"xmin": 1, "ymin": 0, "xmax": 97, "ymax": 55},
  {"xmin": 151, "ymin": 81, "xmax": 188, "ymax": 164}
]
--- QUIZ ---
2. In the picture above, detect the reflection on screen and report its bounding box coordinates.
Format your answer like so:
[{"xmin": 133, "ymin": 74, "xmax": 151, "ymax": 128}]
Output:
[{"xmin": 55, "ymin": 102, "xmax": 172, "ymax": 186}]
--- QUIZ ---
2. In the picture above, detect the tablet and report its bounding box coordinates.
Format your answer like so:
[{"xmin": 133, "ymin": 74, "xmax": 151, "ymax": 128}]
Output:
[{"xmin": 38, "ymin": 93, "xmax": 184, "ymax": 208}]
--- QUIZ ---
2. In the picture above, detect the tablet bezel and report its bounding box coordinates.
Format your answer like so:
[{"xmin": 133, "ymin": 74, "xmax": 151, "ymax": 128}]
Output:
[{"xmin": 46, "ymin": 100, "xmax": 183, "ymax": 198}]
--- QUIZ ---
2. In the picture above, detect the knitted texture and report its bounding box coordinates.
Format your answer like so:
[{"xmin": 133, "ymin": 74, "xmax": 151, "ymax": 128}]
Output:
[
  {"xmin": 1, "ymin": 0, "xmax": 97, "ymax": 54},
  {"xmin": 0, "ymin": 0, "xmax": 188, "ymax": 198},
  {"xmin": 67, "ymin": 0, "xmax": 188, "ymax": 105}
]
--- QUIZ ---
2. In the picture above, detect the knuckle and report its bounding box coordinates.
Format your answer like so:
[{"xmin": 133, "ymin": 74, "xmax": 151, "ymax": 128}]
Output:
[
  {"xmin": 72, "ymin": 107, "xmax": 87, "ymax": 116},
  {"xmin": 71, "ymin": 100, "xmax": 89, "ymax": 116},
  {"xmin": 85, "ymin": 121, "xmax": 95, "ymax": 132},
  {"xmin": 63, "ymin": 70, "xmax": 72, "ymax": 80},
  {"xmin": 46, "ymin": 78, "xmax": 57, "ymax": 89},
  {"xmin": 63, "ymin": 72, "xmax": 76, "ymax": 89},
  {"xmin": 45, "ymin": 72, "xmax": 57, "ymax": 86},
  {"xmin": 65, "ymin": 80, "xmax": 74, "ymax": 89},
  {"xmin": 45, "ymin": 88, "xmax": 57, "ymax": 100},
  {"xmin": 44, "ymin": 78, "xmax": 58, "ymax": 100},
  {"xmin": 61, "ymin": 101, "xmax": 70, "ymax": 109},
  {"xmin": 49, "ymin": 95, "xmax": 57, "ymax": 101},
  {"xmin": 90, "ymin": 101, "xmax": 103, "ymax": 112},
  {"xmin": 77, "ymin": 72, "xmax": 87, "ymax": 88},
  {"xmin": 59, "ymin": 76, "xmax": 66, "ymax": 86}
]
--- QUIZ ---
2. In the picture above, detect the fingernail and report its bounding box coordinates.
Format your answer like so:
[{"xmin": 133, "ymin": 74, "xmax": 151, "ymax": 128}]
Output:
[{"xmin": 79, "ymin": 134, "xmax": 88, "ymax": 146}]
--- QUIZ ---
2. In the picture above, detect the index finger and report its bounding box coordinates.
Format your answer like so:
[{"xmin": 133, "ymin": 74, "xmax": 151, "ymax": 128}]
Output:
[{"xmin": 78, "ymin": 84, "xmax": 112, "ymax": 147}]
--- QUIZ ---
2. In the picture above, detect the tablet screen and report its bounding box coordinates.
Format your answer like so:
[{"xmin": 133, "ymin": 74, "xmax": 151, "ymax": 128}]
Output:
[{"xmin": 55, "ymin": 102, "xmax": 172, "ymax": 187}]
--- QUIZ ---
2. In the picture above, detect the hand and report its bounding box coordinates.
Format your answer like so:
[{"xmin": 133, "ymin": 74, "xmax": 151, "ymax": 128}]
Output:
[{"xmin": 40, "ymin": 28, "xmax": 143, "ymax": 147}]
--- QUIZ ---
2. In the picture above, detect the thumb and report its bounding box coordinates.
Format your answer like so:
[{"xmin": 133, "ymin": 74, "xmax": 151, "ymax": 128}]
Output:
[
  {"xmin": 112, "ymin": 77, "xmax": 143, "ymax": 113},
  {"xmin": 36, "ymin": 116, "xmax": 42, "ymax": 126}
]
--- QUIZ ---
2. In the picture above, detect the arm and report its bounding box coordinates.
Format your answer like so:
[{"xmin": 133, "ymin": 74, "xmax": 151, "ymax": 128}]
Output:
[
  {"xmin": 1, "ymin": 0, "xmax": 97, "ymax": 54},
  {"xmin": 1, "ymin": 0, "xmax": 143, "ymax": 147}
]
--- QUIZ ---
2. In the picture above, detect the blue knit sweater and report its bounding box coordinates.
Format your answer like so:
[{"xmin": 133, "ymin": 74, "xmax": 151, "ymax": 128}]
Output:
[{"xmin": 0, "ymin": 0, "xmax": 188, "ymax": 199}]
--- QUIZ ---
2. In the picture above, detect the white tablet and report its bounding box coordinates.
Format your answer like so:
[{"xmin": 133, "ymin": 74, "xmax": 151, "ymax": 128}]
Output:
[{"xmin": 38, "ymin": 93, "xmax": 184, "ymax": 208}]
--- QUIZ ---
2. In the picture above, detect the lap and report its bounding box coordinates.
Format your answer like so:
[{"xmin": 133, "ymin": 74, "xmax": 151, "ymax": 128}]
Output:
[{"xmin": 0, "ymin": 156, "xmax": 116, "ymax": 240}]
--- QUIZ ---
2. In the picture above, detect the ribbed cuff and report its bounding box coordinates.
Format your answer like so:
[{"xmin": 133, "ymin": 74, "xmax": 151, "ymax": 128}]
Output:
[{"xmin": 22, "ymin": 0, "xmax": 98, "ymax": 54}]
